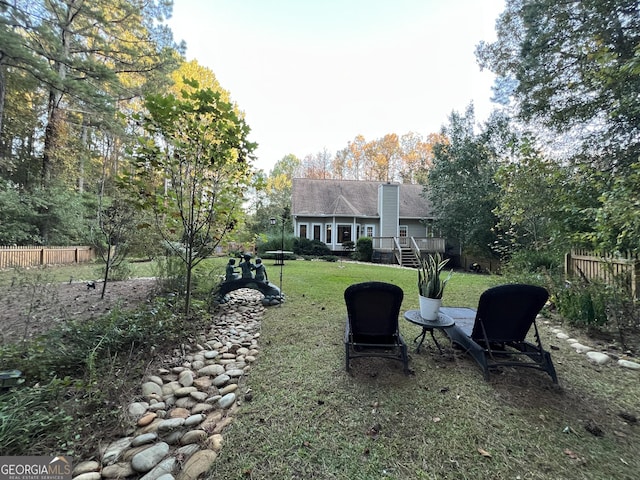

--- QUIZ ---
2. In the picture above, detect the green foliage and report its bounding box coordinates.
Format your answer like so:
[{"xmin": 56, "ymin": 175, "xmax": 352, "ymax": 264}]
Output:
[
  {"xmin": 0, "ymin": 180, "xmax": 40, "ymax": 244},
  {"xmin": 554, "ymin": 280, "xmax": 609, "ymax": 329},
  {"xmin": 477, "ymin": 0, "xmax": 640, "ymax": 171},
  {"xmin": 427, "ymin": 105, "xmax": 499, "ymax": 257},
  {"xmin": 292, "ymin": 237, "xmax": 331, "ymax": 256},
  {"xmin": 257, "ymin": 234, "xmax": 294, "ymax": 254},
  {"xmin": 0, "ymin": 379, "xmax": 75, "ymax": 455},
  {"xmin": 125, "ymin": 78, "xmax": 256, "ymax": 313},
  {"xmin": 354, "ymin": 237, "xmax": 373, "ymax": 261},
  {"xmin": 416, "ymin": 252, "xmax": 452, "ymax": 299},
  {"xmin": 502, "ymin": 248, "xmax": 563, "ymax": 276}
]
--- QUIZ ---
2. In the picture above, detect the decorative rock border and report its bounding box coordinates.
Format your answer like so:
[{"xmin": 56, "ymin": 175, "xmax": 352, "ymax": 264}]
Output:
[
  {"xmin": 546, "ymin": 322, "xmax": 640, "ymax": 370},
  {"xmin": 72, "ymin": 289, "xmax": 264, "ymax": 480}
]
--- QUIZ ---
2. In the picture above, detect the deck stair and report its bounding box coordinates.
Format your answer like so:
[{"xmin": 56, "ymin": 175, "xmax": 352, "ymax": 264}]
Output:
[{"xmin": 400, "ymin": 248, "xmax": 418, "ymax": 268}]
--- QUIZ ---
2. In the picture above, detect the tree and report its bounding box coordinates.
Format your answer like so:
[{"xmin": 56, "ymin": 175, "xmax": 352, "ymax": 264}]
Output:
[
  {"xmin": 0, "ymin": 0, "xmax": 179, "ymax": 188},
  {"xmin": 128, "ymin": 79, "xmax": 256, "ymax": 314},
  {"xmin": 477, "ymin": 0, "xmax": 640, "ymax": 171},
  {"xmin": 493, "ymin": 136, "xmax": 572, "ymax": 255},
  {"xmin": 426, "ymin": 105, "xmax": 500, "ymax": 258},
  {"xmin": 94, "ymin": 197, "xmax": 137, "ymax": 299}
]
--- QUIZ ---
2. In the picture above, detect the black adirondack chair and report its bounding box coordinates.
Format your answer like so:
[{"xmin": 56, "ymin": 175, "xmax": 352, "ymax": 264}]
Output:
[
  {"xmin": 443, "ymin": 284, "xmax": 558, "ymax": 383},
  {"xmin": 344, "ymin": 282, "xmax": 409, "ymax": 374}
]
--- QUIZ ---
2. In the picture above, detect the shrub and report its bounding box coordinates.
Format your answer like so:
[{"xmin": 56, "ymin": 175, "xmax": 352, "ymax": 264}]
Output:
[
  {"xmin": 354, "ymin": 237, "xmax": 373, "ymax": 262},
  {"xmin": 504, "ymin": 248, "xmax": 563, "ymax": 275},
  {"xmin": 553, "ymin": 280, "xmax": 609, "ymax": 328},
  {"xmin": 292, "ymin": 237, "xmax": 331, "ymax": 256}
]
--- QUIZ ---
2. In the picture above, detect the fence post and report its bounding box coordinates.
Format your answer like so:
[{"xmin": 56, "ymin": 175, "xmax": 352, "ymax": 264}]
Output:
[
  {"xmin": 564, "ymin": 251, "xmax": 572, "ymax": 279},
  {"xmin": 633, "ymin": 259, "xmax": 640, "ymax": 301}
]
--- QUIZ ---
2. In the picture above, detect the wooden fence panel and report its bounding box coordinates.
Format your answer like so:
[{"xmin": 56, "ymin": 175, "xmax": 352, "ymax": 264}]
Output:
[
  {"xmin": 565, "ymin": 249, "xmax": 640, "ymax": 300},
  {"xmin": 0, "ymin": 246, "xmax": 96, "ymax": 270}
]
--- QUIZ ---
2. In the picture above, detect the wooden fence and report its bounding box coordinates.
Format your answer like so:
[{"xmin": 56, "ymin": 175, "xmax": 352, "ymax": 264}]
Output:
[
  {"xmin": 565, "ymin": 249, "xmax": 640, "ymax": 300},
  {"xmin": 0, "ymin": 246, "xmax": 96, "ymax": 270}
]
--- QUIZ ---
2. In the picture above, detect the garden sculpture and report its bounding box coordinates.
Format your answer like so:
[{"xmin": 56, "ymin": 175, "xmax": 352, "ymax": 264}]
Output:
[
  {"xmin": 225, "ymin": 258, "xmax": 239, "ymax": 281},
  {"xmin": 254, "ymin": 258, "xmax": 268, "ymax": 283}
]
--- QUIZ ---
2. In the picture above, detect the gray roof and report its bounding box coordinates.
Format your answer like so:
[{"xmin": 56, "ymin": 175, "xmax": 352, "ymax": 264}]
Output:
[{"xmin": 291, "ymin": 178, "xmax": 431, "ymax": 219}]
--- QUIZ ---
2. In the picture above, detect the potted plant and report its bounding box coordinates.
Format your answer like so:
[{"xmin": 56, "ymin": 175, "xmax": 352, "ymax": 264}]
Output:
[{"xmin": 416, "ymin": 252, "xmax": 452, "ymax": 320}]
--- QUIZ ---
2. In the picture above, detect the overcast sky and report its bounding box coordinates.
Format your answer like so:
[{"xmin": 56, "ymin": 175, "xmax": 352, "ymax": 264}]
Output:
[{"xmin": 167, "ymin": 0, "xmax": 505, "ymax": 173}]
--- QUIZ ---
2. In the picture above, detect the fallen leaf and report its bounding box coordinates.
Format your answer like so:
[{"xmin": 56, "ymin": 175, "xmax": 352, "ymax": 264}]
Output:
[
  {"xmin": 564, "ymin": 449, "xmax": 579, "ymax": 459},
  {"xmin": 477, "ymin": 447, "xmax": 492, "ymax": 458}
]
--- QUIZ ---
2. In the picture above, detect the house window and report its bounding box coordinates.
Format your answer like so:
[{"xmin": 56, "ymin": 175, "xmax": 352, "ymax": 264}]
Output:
[
  {"xmin": 426, "ymin": 222, "xmax": 435, "ymax": 238},
  {"xmin": 299, "ymin": 224, "xmax": 307, "ymax": 238},
  {"xmin": 313, "ymin": 225, "xmax": 321, "ymax": 241},
  {"xmin": 337, "ymin": 225, "xmax": 352, "ymax": 243},
  {"xmin": 326, "ymin": 225, "xmax": 332, "ymax": 243},
  {"xmin": 365, "ymin": 225, "xmax": 374, "ymax": 237}
]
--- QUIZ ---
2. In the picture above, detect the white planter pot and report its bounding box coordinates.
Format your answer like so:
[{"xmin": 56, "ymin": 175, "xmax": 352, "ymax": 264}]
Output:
[{"xmin": 419, "ymin": 295, "xmax": 442, "ymax": 321}]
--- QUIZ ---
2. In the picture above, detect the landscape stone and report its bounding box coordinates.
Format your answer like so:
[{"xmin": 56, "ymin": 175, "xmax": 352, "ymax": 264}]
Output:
[
  {"xmin": 217, "ymin": 392, "xmax": 236, "ymax": 409},
  {"xmin": 72, "ymin": 473, "xmax": 101, "ymax": 480},
  {"xmin": 197, "ymin": 364, "xmax": 225, "ymax": 376},
  {"xmin": 131, "ymin": 432, "xmax": 158, "ymax": 447},
  {"xmin": 158, "ymin": 417, "xmax": 185, "ymax": 432},
  {"xmin": 101, "ymin": 462, "xmax": 135, "ymax": 479},
  {"xmin": 128, "ymin": 402, "xmax": 149, "ymax": 417},
  {"xmin": 219, "ymin": 384, "xmax": 238, "ymax": 395},
  {"xmin": 162, "ymin": 381, "xmax": 182, "ymax": 396},
  {"xmin": 148, "ymin": 402, "xmax": 167, "ymax": 412},
  {"xmin": 174, "ymin": 386, "xmax": 197, "ymax": 397},
  {"xmin": 192, "ymin": 377, "xmax": 212, "ymax": 390},
  {"xmin": 206, "ymin": 434, "xmax": 223, "ymax": 451},
  {"xmin": 212, "ymin": 374, "xmax": 230, "ymax": 387},
  {"xmin": 72, "ymin": 461, "xmax": 100, "ymax": 476},
  {"xmin": 102, "ymin": 437, "xmax": 132, "ymax": 465},
  {"xmin": 176, "ymin": 450, "xmax": 217, "ymax": 480},
  {"xmin": 168, "ymin": 407, "xmax": 190, "ymax": 419},
  {"xmin": 131, "ymin": 442, "xmax": 170, "ymax": 472},
  {"xmin": 175, "ymin": 444, "xmax": 201, "ymax": 459},
  {"xmin": 586, "ymin": 351, "xmax": 611, "ymax": 365},
  {"xmin": 142, "ymin": 382, "xmax": 163, "ymax": 398},
  {"xmin": 184, "ymin": 414, "xmax": 206, "ymax": 427},
  {"xmin": 570, "ymin": 342, "xmax": 594, "ymax": 353},
  {"xmin": 618, "ymin": 359, "xmax": 640, "ymax": 370},
  {"xmin": 140, "ymin": 457, "xmax": 177, "ymax": 480},
  {"xmin": 178, "ymin": 370, "xmax": 194, "ymax": 387},
  {"xmin": 137, "ymin": 413, "xmax": 158, "ymax": 427},
  {"xmin": 179, "ymin": 430, "xmax": 208, "ymax": 445},
  {"xmin": 175, "ymin": 397, "xmax": 197, "ymax": 409}
]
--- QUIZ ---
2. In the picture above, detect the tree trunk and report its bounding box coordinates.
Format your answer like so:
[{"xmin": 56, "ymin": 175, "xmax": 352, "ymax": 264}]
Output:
[{"xmin": 0, "ymin": 65, "xmax": 5, "ymax": 140}]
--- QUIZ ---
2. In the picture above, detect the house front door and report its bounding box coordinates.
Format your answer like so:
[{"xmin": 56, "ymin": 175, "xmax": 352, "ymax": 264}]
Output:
[{"xmin": 399, "ymin": 226, "xmax": 408, "ymax": 246}]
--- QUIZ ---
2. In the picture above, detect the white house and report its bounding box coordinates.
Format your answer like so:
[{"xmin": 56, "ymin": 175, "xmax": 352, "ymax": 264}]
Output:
[{"xmin": 291, "ymin": 178, "xmax": 444, "ymax": 265}]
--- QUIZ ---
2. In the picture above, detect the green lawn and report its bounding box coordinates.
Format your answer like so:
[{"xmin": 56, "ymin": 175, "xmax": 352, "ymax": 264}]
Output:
[
  {"xmin": 205, "ymin": 258, "xmax": 639, "ymax": 480},
  {"xmin": 2, "ymin": 258, "xmax": 637, "ymax": 479}
]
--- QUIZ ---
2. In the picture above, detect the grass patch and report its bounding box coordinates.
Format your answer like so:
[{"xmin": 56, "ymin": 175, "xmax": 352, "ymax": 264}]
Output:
[
  {"xmin": 202, "ymin": 259, "xmax": 639, "ymax": 480},
  {"xmin": 1, "ymin": 258, "xmax": 638, "ymax": 479}
]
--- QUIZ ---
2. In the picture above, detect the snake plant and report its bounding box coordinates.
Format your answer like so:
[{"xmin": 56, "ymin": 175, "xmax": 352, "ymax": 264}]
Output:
[{"xmin": 417, "ymin": 252, "xmax": 452, "ymax": 299}]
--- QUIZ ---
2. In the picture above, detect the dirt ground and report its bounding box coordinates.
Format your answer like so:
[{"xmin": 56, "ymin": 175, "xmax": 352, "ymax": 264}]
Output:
[{"xmin": 0, "ymin": 278, "xmax": 158, "ymax": 345}]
